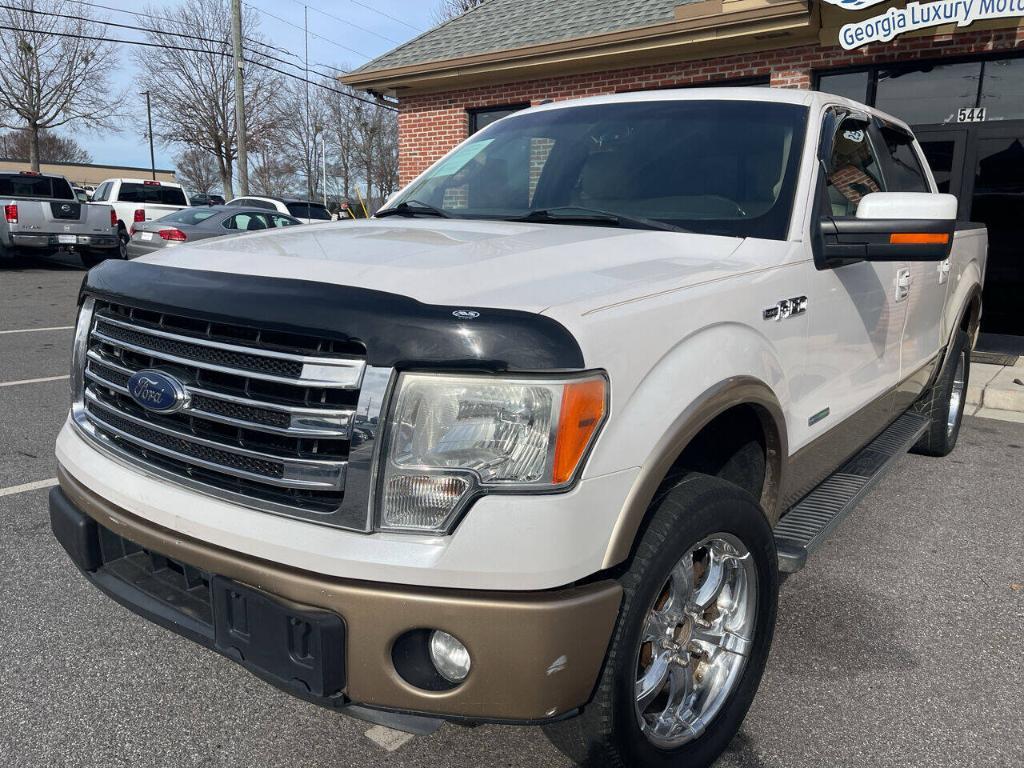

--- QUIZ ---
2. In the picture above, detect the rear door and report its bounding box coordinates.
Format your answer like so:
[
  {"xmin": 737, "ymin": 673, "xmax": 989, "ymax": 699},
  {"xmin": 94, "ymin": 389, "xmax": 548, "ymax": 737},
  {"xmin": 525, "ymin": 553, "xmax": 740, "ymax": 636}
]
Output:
[{"xmin": 874, "ymin": 121, "xmax": 951, "ymax": 409}]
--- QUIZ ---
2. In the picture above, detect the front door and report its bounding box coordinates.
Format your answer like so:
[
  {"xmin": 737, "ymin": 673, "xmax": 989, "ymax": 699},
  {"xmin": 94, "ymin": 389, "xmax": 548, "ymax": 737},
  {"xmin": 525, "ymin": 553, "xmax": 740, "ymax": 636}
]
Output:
[{"xmin": 917, "ymin": 121, "xmax": 1024, "ymax": 342}]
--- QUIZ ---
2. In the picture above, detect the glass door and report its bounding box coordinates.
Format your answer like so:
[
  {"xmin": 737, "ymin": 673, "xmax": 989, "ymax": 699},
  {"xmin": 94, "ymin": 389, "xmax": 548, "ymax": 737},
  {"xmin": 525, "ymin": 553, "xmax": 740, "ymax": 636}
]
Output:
[
  {"xmin": 970, "ymin": 123, "xmax": 1024, "ymax": 338},
  {"xmin": 915, "ymin": 126, "xmax": 970, "ymax": 217}
]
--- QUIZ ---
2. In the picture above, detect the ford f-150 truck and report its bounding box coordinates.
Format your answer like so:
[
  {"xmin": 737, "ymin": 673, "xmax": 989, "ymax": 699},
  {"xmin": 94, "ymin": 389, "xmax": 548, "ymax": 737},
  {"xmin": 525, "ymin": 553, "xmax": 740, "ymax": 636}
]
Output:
[
  {"xmin": 50, "ymin": 89, "xmax": 986, "ymax": 767},
  {"xmin": 0, "ymin": 171, "xmax": 120, "ymax": 268}
]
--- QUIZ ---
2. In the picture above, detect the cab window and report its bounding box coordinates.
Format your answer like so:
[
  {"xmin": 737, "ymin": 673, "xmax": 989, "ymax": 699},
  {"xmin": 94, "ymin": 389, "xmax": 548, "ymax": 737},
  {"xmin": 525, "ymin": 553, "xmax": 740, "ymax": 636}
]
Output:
[
  {"xmin": 223, "ymin": 212, "xmax": 269, "ymax": 231},
  {"xmin": 879, "ymin": 125, "xmax": 930, "ymax": 193},
  {"xmin": 825, "ymin": 117, "xmax": 885, "ymax": 216}
]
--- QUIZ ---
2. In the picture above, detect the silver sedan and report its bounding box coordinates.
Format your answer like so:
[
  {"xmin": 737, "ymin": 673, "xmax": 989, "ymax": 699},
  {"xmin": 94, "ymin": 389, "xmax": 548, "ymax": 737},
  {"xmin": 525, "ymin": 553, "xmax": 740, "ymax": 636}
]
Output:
[{"xmin": 127, "ymin": 206, "xmax": 302, "ymax": 257}]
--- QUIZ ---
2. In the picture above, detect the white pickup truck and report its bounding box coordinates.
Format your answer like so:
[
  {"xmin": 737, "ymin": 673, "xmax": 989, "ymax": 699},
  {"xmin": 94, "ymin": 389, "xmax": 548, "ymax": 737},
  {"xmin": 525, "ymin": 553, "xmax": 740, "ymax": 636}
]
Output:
[
  {"xmin": 50, "ymin": 89, "xmax": 986, "ymax": 767},
  {"xmin": 0, "ymin": 171, "xmax": 120, "ymax": 268},
  {"xmin": 90, "ymin": 178, "xmax": 190, "ymax": 254}
]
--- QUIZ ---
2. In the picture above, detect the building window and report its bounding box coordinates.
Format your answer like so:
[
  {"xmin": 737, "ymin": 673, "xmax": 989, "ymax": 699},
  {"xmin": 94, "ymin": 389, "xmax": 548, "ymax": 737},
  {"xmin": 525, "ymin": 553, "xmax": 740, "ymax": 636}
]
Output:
[
  {"xmin": 814, "ymin": 54, "xmax": 1024, "ymax": 126},
  {"xmin": 817, "ymin": 71, "xmax": 869, "ymax": 104},
  {"xmin": 875, "ymin": 62, "xmax": 982, "ymax": 125},
  {"xmin": 468, "ymin": 104, "xmax": 529, "ymax": 135},
  {"xmin": 980, "ymin": 57, "xmax": 1024, "ymax": 121}
]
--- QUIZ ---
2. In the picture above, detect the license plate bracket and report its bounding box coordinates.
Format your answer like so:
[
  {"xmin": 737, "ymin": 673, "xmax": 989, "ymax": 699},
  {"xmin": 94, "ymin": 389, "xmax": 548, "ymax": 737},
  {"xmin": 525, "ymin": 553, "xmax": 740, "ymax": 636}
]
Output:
[{"xmin": 210, "ymin": 576, "xmax": 346, "ymax": 698}]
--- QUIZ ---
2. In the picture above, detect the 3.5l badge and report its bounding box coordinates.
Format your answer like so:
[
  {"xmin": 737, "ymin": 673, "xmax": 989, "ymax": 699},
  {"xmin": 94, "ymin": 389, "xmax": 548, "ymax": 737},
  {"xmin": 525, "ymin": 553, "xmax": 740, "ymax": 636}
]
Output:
[{"xmin": 763, "ymin": 296, "xmax": 808, "ymax": 322}]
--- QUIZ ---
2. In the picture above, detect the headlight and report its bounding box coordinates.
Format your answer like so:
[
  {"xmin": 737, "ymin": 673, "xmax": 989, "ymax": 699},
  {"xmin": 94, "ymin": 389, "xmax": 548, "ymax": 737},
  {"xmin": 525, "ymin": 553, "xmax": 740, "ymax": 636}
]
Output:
[
  {"xmin": 70, "ymin": 297, "xmax": 95, "ymax": 404},
  {"xmin": 376, "ymin": 372, "xmax": 607, "ymax": 533}
]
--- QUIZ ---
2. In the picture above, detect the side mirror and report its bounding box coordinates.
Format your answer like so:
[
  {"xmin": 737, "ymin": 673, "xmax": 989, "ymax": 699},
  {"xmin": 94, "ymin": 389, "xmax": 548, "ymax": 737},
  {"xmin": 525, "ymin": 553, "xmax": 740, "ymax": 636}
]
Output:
[{"xmin": 818, "ymin": 192, "xmax": 957, "ymax": 267}]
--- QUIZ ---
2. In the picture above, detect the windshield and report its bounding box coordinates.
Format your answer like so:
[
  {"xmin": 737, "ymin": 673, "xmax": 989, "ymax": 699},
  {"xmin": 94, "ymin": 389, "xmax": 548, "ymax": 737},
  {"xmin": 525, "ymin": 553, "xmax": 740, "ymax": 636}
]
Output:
[
  {"xmin": 391, "ymin": 100, "xmax": 808, "ymax": 240},
  {"xmin": 286, "ymin": 201, "xmax": 331, "ymax": 220},
  {"xmin": 159, "ymin": 208, "xmax": 219, "ymax": 225}
]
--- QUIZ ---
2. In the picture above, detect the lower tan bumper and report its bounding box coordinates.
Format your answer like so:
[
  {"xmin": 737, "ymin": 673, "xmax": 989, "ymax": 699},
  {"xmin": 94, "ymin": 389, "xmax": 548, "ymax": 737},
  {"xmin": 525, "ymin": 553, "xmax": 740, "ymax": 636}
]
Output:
[{"xmin": 57, "ymin": 467, "xmax": 622, "ymax": 721}]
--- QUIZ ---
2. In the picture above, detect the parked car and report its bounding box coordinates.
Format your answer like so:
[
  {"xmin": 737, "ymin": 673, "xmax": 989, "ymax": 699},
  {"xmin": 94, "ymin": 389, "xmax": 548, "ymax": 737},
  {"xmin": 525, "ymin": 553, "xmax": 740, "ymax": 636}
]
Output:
[
  {"xmin": 226, "ymin": 195, "xmax": 332, "ymax": 224},
  {"xmin": 91, "ymin": 178, "xmax": 190, "ymax": 253},
  {"xmin": 127, "ymin": 206, "xmax": 301, "ymax": 257},
  {"xmin": 0, "ymin": 170, "xmax": 119, "ymax": 268},
  {"xmin": 190, "ymin": 192, "xmax": 226, "ymax": 206},
  {"xmin": 51, "ymin": 89, "xmax": 987, "ymax": 768}
]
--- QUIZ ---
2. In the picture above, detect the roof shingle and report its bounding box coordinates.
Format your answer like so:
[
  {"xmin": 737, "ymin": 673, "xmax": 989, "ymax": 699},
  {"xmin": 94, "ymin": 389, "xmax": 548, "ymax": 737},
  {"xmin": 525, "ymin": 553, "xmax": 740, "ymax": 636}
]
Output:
[{"xmin": 352, "ymin": 0, "xmax": 696, "ymax": 73}]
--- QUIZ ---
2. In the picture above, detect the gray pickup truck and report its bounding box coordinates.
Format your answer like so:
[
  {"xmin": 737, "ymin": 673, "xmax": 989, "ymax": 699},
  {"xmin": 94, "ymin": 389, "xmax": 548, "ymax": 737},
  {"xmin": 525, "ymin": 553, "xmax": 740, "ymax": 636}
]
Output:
[{"xmin": 0, "ymin": 171, "xmax": 122, "ymax": 268}]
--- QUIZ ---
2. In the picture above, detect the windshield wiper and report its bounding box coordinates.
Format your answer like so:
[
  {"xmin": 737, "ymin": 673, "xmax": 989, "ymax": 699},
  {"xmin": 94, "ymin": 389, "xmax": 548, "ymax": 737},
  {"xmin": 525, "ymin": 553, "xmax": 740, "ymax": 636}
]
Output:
[
  {"xmin": 506, "ymin": 206, "xmax": 689, "ymax": 233},
  {"xmin": 376, "ymin": 200, "xmax": 451, "ymax": 218}
]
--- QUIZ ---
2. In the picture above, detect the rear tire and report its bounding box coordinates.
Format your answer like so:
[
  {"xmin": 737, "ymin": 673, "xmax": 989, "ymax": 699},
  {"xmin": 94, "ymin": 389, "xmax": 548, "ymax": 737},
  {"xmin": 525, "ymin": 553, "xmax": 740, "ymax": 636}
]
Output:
[
  {"xmin": 543, "ymin": 474, "xmax": 778, "ymax": 768},
  {"xmin": 911, "ymin": 328, "xmax": 970, "ymax": 457}
]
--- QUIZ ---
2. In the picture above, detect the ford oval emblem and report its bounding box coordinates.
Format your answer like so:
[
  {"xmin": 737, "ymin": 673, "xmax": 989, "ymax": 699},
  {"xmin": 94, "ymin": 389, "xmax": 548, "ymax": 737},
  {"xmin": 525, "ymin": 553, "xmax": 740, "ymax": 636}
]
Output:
[
  {"xmin": 452, "ymin": 310, "xmax": 480, "ymax": 320},
  {"xmin": 127, "ymin": 370, "xmax": 190, "ymax": 414}
]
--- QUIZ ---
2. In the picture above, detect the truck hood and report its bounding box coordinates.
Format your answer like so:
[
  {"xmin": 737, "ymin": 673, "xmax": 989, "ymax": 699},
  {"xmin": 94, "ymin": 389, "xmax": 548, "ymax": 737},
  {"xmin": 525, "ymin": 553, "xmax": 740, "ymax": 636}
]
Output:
[{"xmin": 140, "ymin": 218, "xmax": 746, "ymax": 314}]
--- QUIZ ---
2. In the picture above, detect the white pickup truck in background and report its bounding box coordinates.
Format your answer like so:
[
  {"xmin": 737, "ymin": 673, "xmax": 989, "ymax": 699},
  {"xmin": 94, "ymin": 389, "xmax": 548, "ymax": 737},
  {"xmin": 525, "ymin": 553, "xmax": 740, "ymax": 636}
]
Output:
[
  {"xmin": 0, "ymin": 171, "xmax": 120, "ymax": 268},
  {"xmin": 90, "ymin": 178, "xmax": 190, "ymax": 254},
  {"xmin": 50, "ymin": 89, "xmax": 986, "ymax": 768}
]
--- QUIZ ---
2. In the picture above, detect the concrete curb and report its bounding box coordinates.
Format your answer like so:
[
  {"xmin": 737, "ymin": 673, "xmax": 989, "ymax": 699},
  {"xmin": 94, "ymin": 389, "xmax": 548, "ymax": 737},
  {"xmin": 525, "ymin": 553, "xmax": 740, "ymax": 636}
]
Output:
[{"xmin": 967, "ymin": 361, "xmax": 1024, "ymax": 413}]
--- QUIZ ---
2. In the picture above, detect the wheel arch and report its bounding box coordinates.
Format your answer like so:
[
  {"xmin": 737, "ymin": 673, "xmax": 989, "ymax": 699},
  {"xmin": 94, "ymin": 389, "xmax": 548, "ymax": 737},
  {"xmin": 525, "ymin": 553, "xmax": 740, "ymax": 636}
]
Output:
[{"xmin": 601, "ymin": 376, "xmax": 787, "ymax": 569}]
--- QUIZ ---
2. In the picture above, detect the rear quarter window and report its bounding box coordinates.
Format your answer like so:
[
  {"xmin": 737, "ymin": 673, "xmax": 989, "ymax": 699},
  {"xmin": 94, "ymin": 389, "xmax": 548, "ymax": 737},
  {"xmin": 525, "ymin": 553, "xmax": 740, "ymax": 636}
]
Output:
[{"xmin": 286, "ymin": 202, "xmax": 331, "ymax": 220}]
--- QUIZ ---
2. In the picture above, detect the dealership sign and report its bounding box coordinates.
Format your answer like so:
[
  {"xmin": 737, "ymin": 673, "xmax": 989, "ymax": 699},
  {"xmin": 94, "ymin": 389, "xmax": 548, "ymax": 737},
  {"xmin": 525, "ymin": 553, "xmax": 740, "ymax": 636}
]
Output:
[{"xmin": 827, "ymin": 0, "xmax": 1024, "ymax": 50}]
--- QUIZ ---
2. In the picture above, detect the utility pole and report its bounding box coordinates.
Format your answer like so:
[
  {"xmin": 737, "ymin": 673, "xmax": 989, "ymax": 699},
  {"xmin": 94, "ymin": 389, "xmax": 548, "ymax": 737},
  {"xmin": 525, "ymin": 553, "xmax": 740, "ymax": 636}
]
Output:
[
  {"xmin": 322, "ymin": 134, "xmax": 327, "ymax": 208},
  {"xmin": 230, "ymin": 0, "xmax": 249, "ymax": 195},
  {"xmin": 304, "ymin": 5, "xmax": 313, "ymax": 202},
  {"xmin": 141, "ymin": 91, "xmax": 156, "ymax": 180}
]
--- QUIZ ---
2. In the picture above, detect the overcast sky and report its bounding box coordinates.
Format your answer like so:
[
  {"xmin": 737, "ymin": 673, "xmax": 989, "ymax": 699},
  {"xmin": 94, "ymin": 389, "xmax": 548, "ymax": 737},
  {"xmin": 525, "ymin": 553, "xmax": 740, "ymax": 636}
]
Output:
[{"xmin": 69, "ymin": 0, "xmax": 434, "ymax": 170}]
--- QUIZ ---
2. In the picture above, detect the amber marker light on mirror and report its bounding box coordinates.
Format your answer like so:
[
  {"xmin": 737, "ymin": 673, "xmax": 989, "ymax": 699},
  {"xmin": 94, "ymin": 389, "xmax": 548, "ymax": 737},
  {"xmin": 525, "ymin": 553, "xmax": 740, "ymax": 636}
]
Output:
[
  {"xmin": 552, "ymin": 377, "xmax": 607, "ymax": 484},
  {"xmin": 890, "ymin": 232, "xmax": 950, "ymax": 245}
]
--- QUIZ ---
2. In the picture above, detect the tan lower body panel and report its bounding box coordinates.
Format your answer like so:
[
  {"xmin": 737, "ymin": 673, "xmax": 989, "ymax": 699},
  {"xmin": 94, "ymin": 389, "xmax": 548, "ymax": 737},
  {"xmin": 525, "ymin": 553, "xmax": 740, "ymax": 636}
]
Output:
[{"xmin": 58, "ymin": 467, "xmax": 623, "ymax": 721}]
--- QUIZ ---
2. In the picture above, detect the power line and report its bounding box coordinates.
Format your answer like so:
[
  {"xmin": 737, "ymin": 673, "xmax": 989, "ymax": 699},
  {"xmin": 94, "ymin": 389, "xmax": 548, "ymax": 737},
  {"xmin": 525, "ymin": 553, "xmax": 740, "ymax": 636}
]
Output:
[
  {"xmin": 0, "ymin": 22, "xmax": 396, "ymax": 111},
  {"xmin": 241, "ymin": 1, "xmax": 374, "ymax": 62},
  {"xmin": 61, "ymin": 0, "xmax": 305, "ymax": 65},
  {"xmin": 339, "ymin": 0, "xmax": 424, "ymax": 33},
  {"xmin": 276, "ymin": 0, "xmax": 404, "ymax": 45}
]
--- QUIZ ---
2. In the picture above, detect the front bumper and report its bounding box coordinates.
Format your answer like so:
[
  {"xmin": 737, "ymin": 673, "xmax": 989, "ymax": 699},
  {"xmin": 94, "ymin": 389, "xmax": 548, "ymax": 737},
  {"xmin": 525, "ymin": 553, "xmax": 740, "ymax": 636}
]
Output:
[
  {"xmin": 10, "ymin": 232, "xmax": 118, "ymax": 250},
  {"xmin": 50, "ymin": 468, "xmax": 622, "ymax": 722}
]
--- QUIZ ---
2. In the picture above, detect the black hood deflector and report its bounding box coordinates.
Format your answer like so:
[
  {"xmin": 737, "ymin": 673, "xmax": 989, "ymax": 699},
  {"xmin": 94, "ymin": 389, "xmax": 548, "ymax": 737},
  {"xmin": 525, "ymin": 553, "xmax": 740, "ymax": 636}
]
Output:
[{"xmin": 81, "ymin": 260, "xmax": 584, "ymax": 371}]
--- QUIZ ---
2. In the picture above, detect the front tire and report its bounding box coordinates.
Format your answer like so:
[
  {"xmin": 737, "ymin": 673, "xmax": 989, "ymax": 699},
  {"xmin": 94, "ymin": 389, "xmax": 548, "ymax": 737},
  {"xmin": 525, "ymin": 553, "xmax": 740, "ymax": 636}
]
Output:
[
  {"xmin": 544, "ymin": 474, "xmax": 778, "ymax": 768},
  {"xmin": 912, "ymin": 328, "xmax": 970, "ymax": 457}
]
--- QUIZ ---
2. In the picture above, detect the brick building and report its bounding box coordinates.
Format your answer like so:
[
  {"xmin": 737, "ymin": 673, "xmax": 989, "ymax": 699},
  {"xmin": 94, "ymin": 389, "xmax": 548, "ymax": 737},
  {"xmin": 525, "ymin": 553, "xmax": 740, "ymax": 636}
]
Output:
[{"xmin": 344, "ymin": 0, "xmax": 1024, "ymax": 344}]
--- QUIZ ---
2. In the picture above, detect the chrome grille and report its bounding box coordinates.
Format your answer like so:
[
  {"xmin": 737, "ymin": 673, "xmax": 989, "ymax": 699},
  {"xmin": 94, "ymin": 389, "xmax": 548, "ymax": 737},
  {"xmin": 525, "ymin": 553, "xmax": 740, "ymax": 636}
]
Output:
[{"xmin": 71, "ymin": 298, "xmax": 382, "ymax": 530}]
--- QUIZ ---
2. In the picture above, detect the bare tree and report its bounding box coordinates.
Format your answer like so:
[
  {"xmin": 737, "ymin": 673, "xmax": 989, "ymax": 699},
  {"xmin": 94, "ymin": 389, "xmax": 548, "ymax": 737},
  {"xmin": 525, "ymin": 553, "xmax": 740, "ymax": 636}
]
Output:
[
  {"xmin": 433, "ymin": 0, "xmax": 486, "ymax": 23},
  {"xmin": 134, "ymin": 0, "xmax": 281, "ymax": 197},
  {"xmin": 250, "ymin": 150, "xmax": 297, "ymax": 198},
  {"xmin": 174, "ymin": 147, "xmax": 220, "ymax": 196},
  {"xmin": 324, "ymin": 82, "xmax": 399, "ymax": 209},
  {"xmin": 0, "ymin": 128, "xmax": 90, "ymax": 163},
  {"xmin": 275, "ymin": 77, "xmax": 330, "ymax": 201},
  {"xmin": 0, "ymin": 0, "xmax": 120, "ymax": 170}
]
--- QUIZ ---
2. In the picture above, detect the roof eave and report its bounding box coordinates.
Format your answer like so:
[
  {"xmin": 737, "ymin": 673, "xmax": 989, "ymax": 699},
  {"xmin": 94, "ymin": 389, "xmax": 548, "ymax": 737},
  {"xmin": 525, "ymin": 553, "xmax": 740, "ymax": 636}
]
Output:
[{"xmin": 341, "ymin": 1, "xmax": 817, "ymax": 95}]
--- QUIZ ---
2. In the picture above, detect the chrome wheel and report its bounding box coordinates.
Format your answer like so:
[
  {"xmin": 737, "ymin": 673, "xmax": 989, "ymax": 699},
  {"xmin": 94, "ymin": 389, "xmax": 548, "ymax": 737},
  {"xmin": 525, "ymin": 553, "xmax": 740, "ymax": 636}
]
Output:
[
  {"xmin": 633, "ymin": 533, "xmax": 757, "ymax": 749},
  {"xmin": 947, "ymin": 353, "xmax": 966, "ymax": 438}
]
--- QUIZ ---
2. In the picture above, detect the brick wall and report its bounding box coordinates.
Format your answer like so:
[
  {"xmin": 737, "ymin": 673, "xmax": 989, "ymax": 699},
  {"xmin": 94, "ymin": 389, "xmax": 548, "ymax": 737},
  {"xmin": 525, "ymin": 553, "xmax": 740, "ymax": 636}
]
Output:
[{"xmin": 397, "ymin": 27, "xmax": 1024, "ymax": 184}]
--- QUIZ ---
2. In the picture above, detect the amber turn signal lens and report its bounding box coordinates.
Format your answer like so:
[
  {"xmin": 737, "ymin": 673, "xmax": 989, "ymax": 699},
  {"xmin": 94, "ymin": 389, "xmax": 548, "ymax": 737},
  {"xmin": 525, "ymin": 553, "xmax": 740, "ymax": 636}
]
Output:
[
  {"xmin": 552, "ymin": 378, "xmax": 607, "ymax": 484},
  {"xmin": 889, "ymin": 232, "xmax": 949, "ymax": 245}
]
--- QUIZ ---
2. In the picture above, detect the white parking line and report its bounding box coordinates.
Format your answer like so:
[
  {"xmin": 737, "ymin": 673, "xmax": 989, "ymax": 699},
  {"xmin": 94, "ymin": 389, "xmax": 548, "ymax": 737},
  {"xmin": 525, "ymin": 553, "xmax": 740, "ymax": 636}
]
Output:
[
  {"xmin": 0, "ymin": 374, "xmax": 70, "ymax": 388},
  {"xmin": 0, "ymin": 325, "xmax": 74, "ymax": 335},
  {"xmin": 364, "ymin": 725, "xmax": 415, "ymax": 752},
  {"xmin": 0, "ymin": 478, "xmax": 58, "ymax": 497}
]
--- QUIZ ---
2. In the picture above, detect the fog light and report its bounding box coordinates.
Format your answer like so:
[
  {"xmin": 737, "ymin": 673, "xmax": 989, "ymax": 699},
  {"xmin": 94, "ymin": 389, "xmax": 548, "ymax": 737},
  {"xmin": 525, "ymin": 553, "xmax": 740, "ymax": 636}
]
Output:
[{"xmin": 429, "ymin": 630, "xmax": 471, "ymax": 683}]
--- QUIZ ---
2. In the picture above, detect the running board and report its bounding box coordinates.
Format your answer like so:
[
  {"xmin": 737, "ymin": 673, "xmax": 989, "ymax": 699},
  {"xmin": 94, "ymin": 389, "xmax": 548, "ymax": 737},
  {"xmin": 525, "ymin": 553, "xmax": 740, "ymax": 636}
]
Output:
[{"xmin": 774, "ymin": 412, "xmax": 929, "ymax": 574}]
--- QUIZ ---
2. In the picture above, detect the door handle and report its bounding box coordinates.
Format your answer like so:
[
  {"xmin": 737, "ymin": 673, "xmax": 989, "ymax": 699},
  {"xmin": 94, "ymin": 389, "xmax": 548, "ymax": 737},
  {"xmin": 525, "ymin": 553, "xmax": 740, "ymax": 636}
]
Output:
[
  {"xmin": 938, "ymin": 259, "xmax": 951, "ymax": 285},
  {"xmin": 895, "ymin": 268, "xmax": 911, "ymax": 301}
]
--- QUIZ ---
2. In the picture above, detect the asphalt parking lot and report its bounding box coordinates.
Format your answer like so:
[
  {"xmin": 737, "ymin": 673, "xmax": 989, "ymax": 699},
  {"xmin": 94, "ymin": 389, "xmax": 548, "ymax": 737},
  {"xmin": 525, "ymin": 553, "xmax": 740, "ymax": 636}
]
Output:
[{"xmin": 1, "ymin": 253, "xmax": 1022, "ymax": 768}]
